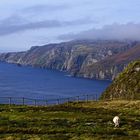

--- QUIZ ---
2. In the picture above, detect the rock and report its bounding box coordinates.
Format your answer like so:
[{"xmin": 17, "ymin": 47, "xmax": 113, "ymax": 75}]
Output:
[{"xmin": 0, "ymin": 40, "xmax": 140, "ymax": 80}]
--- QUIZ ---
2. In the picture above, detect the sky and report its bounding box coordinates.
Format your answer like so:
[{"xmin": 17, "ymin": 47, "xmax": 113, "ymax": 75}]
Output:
[{"xmin": 0, "ymin": 0, "xmax": 140, "ymax": 52}]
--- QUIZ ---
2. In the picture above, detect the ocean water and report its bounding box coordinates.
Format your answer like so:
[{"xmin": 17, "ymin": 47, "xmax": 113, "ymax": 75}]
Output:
[{"xmin": 0, "ymin": 62, "xmax": 111, "ymax": 101}]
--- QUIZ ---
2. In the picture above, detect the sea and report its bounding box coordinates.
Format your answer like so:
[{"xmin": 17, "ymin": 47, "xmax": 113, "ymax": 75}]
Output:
[{"xmin": 0, "ymin": 62, "xmax": 111, "ymax": 104}]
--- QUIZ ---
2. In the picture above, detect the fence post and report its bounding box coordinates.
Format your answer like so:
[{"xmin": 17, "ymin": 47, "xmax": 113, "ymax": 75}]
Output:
[
  {"xmin": 77, "ymin": 96, "xmax": 79, "ymax": 103},
  {"xmin": 34, "ymin": 99, "xmax": 37, "ymax": 106},
  {"xmin": 57, "ymin": 99, "xmax": 60, "ymax": 105},
  {"xmin": 45, "ymin": 100, "xmax": 48, "ymax": 106},
  {"xmin": 93, "ymin": 95, "xmax": 95, "ymax": 101},
  {"xmin": 86, "ymin": 95, "xmax": 89, "ymax": 102},
  {"xmin": 22, "ymin": 97, "xmax": 25, "ymax": 106},
  {"xmin": 95, "ymin": 94, "xmax": 97, "ymax": 101},
  {"xmin": 67, "ymin": 98, "xmax": 70, "ymax": 106},
  {"xmin": 9, "ymin": 97, "xmax": 12, "ymax": 106}
]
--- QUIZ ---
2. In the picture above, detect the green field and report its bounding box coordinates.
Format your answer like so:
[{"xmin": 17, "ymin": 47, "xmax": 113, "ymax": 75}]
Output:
[{"xmin": 0, "ymin": 100, "xmax": 140, "ymax": 140}]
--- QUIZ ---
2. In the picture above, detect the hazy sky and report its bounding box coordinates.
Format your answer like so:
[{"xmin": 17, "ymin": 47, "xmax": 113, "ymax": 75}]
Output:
[{"xmin": 0, "ymin": 0, "xmax": 140, "ymax": 52}]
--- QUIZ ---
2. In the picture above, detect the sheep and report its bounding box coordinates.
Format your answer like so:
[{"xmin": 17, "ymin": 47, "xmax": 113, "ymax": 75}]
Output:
[{"xmin": 113, "ymin": 116, "xmax": 120, "ymax": 127}]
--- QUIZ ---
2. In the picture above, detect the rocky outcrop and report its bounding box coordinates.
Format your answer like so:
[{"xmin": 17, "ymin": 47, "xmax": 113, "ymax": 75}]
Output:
[
  {"xmin": 100, "ymin": 60, "xmax": 140, "ymax": 100},
  {"xmin": 78, "ymin": 43, "xmax": 140, "ymax": 79},
  {"xmin": 0, "ymin": 40, "xmax": 140, "ymax": 80}
]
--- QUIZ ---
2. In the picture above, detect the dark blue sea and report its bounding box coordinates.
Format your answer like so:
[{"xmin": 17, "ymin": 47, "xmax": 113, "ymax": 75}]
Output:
[{"xmin": 0, "ymin": 62, "xmax": 111, "ymax": 101}]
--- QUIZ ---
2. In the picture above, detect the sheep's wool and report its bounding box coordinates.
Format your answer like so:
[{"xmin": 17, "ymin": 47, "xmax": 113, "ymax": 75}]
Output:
[{"xmin": 113, "ymin": 116, "xmax": 120, "ymax": 127}]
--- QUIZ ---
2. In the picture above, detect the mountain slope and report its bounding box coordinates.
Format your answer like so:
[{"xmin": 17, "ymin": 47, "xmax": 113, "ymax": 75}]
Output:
[
  {"xmin": 0, "ymin": 40, "xmax": 140, "ymax": 80},
  {"xmin": 79, "ymin": 44, "xmax": 140, "ymax": 79},
  {"xmin": 100, "ymin": 60, "xmax": 140, "ymax": 100}
]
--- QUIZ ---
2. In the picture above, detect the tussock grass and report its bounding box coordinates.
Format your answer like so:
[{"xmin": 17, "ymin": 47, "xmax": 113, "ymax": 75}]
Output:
[{"xmin": 0, "ymin": 100, "xmax": 139, "ymax": 140}]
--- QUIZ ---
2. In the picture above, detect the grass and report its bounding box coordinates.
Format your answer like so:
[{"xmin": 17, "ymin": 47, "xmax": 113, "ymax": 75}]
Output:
[
  {"xmin": 101, "ymin": 60, "xmax": 140, "ymax": 100},
  {"xmin": 0, "ymin": 100, "xmax": 139, "ymax": 140}
]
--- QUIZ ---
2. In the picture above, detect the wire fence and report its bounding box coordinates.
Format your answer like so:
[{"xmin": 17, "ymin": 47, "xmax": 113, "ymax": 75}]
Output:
[{"xmin": 0, "ymin": 94, "xmax": 99, "ymax": 106}]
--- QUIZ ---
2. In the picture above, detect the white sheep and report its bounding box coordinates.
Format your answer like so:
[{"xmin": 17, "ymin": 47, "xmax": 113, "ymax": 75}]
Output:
[{"xmin": 113, "ymin": 116, "xmax": 120, "ymax": 127}]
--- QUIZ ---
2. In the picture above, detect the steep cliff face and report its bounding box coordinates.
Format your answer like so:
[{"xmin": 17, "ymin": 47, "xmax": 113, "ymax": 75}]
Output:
[
  {"xmin": 100, "ymin": 60, "xmax": 140, "ymax": 100},
  {"xmin": 0, "ymin": 40, "xmax": 139, "ymax": 80},
  {"xmin": 78, "ymin": 44, "xmax": 140, "ymax": 79}
]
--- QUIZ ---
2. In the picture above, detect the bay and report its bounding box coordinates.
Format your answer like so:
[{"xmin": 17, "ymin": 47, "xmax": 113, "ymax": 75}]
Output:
[{"xmin": 0, "ymin": 62, "xmax": 111, "ymax": 100}]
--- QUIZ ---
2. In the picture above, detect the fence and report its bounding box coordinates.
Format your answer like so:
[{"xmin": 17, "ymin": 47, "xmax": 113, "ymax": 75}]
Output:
[{"xmin": 0, "ymin": 94, "xmax": 99, "ymax": 106}]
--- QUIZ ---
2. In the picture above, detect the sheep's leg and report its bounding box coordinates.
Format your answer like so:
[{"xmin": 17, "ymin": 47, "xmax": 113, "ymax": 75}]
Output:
[{"xmin": 115, "ymin": 122, "xmax": 119, "ymax": 127}]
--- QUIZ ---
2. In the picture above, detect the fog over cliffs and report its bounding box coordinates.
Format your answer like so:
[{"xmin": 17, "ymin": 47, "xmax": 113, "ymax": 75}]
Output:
[{"xmin": 59, "ymin": 23, "xmax": 140, "ymax": 41}]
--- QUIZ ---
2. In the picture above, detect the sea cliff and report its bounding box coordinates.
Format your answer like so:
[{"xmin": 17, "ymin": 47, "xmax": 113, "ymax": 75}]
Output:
[{"xmin": 0, "ymin": 40, "xmax": 140, "ymax": 80}]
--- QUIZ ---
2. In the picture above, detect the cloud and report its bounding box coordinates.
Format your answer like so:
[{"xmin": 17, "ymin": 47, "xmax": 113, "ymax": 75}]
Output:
[
  {"xmin": 0, "ymin": 19, "xmax": 61, "ymax": 36},
  {"xmin": 22, "ymin": 4, "xmax": 69, "ymax": 14},
  {"xmin": 0, "ymin": 15, "xmax": 94, "ymax": 36},
  {"xmin": 58, "ymin": 23, "xmax": 140, "ymax": 41},
  {"xmin": 0, "ymin": 15, "xmax": 28, "ymax": 25}
]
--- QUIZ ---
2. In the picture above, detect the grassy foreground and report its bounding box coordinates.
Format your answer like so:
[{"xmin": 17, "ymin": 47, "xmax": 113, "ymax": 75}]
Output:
[{"xmin": 0, "ymin": 100, "xmax": 140, "ymax": 140}]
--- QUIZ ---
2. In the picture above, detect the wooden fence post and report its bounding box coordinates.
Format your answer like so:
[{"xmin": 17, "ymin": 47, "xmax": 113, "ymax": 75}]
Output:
[
  {"xmin": 22, "ymin": 97, "xmax": 25, "ymax": 106},
  {"xmin": 95, "ymin": 94, "xmax": 97, "ymax": 101},
  {"xmin": 45, "ymin": 100, "xmax": 48, "ymax": 106},
  {"xmin": 93, "ymin": 95, "xmax": 95, "ymax": 101},
  {"xmin": 77, "ymin": 96, "xmax": 79, "ymax": 103},
  {"xmin": 67, "ymin": 98, "xmax": 70, "ymax": 106},
  {"xmin": 34, "ymin": 99, "xmax": 37, "ymax": 106},
  {"xmin": 57, "ymin": 99, "xmax": 60, "ymax": 105},
  {"xmin": 9, "ymin": 97, "xmax": 12, "ymax": 106},
  {"xmin": 86, "ymin": 95, "xmax": 89, "ymax": 102}
]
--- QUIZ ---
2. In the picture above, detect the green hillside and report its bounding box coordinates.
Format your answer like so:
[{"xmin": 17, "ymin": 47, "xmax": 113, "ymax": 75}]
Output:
[
  {"xmin": 100, "ymin": 60, "xmax": 140, "ymax": 100},
  {"xmin": 0, "ymin": 100, "xmax": 140, "ymax": 140}
]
